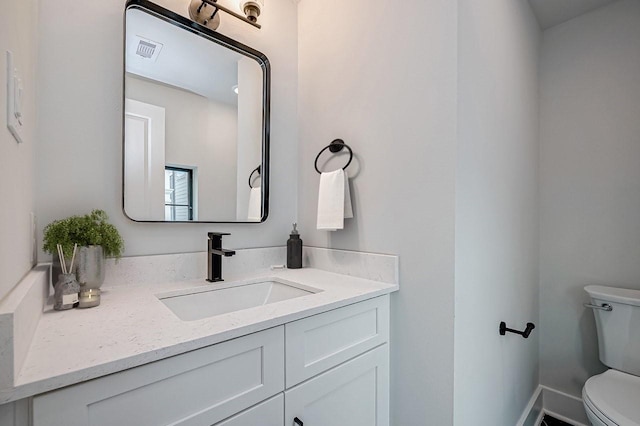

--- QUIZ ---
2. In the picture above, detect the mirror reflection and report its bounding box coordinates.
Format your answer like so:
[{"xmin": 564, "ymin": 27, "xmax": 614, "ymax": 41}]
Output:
[{"xmin": 123, "ymin": 5, "xmax": 268, "ymax": 222}]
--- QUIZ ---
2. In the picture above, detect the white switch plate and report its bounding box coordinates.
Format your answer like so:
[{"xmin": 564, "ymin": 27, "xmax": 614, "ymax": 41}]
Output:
[{"xmin": 6, "ymin": 51, "xmax": 24, "ymax": 144}]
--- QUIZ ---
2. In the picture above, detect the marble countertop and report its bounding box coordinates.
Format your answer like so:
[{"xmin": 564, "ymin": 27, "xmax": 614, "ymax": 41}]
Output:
[{"xmin": 2, "ymin": 267, "xmax": 397, "ymax": 403}]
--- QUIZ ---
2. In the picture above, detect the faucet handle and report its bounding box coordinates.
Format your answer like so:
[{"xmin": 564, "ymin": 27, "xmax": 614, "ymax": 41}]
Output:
[{"xmin": 208, "ymin": 232, "xmax": 231, "ymax": 238}]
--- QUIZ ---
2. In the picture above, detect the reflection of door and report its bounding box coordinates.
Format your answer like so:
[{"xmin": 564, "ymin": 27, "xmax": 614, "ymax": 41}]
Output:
[{"xmin": 124, "ymin": 99, "xmax": 165, "ymax": 220}]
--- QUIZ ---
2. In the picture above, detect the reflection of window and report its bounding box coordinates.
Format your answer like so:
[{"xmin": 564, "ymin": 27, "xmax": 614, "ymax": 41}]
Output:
[{"xmin": 165, "ymin": 166, "xmax": 193, "ymax": 221}]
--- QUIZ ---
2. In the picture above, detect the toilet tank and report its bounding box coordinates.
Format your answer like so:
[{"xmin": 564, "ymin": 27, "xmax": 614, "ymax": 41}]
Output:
[{"xmin": 585, "ymin": 285, "xmax": 640, "ymax": 376}]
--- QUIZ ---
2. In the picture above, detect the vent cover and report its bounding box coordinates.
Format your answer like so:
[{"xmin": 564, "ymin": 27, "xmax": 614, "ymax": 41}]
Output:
[
  {"xmin": 136, "ymin": 40, "xmax": 156, "ymax": 58},
  {"xmin": 133, "ymin": 36, "xmax": 163, "ymax": 62}
]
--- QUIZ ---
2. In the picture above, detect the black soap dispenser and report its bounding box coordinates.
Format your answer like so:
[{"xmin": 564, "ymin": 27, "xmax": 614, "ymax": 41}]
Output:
[{"xmin": 287, "ymin": 223, "xmax": 303, "ymax": 269}]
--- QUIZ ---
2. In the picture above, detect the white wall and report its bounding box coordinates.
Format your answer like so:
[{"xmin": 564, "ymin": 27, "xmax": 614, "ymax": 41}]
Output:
[
  {"xmin": 126, "ymin": 75, "xmax": 239, "ymax": 220},
  {"xmin": 0, "ymin": 0, "xmax": 38, "ymax": 301},
  {"xmin": 539, "ymin": 0, "xmax": 640, "ymax": 398},
  {"xmin": 35, "ymin": 0, "xmax": 297, "ymax": 258},
  {"xmin": 454, "ymin": 1, "xmax": 541, "ymax": 425},
  {"xmin": 297, "ymin": 0, "xmax": 458, "ymax": 423}
]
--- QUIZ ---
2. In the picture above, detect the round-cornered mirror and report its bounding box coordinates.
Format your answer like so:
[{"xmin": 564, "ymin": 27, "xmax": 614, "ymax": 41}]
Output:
[{"xmin": 123, "ymin": 0, "xmax": 270, "ymax": 223}]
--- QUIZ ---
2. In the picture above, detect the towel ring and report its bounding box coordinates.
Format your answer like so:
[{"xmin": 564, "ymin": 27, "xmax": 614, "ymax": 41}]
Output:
[
  {"xmin": 314, "ymin": 139, "xmax": 353, "ymax": 174},
  {"xmin": 248, "ymin": 165, "xmax": 261, "ymax": 188}
]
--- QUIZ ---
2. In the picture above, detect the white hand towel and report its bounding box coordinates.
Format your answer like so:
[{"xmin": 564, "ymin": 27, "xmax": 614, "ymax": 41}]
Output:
[
  {"xmin": 344, "ymin": 171, "xmax": 353, "ymax": 219},
  {"xmin": 248, "ymin": 187, "xmax": 262, "ymax": 221},
  {"xmin": 317, "ymin": 169, "xmax": 353, "ymax": 231}
]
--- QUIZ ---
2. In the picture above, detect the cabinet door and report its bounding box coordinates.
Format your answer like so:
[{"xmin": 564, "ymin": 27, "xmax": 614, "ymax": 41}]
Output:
[
  {"xmin": 215, "ymin": 394, "xmax": 283, "ymax": 426},
  {"xmin": 33, "ymin": 326, "xmax": 284, "ymax": 426},
  {"xmin": 285, "ymin": 344, "xmax": 389, "ymax": 426},
  {"xmin": 285, "ymin": 295, "xmax": 389, "ymax": 387}
]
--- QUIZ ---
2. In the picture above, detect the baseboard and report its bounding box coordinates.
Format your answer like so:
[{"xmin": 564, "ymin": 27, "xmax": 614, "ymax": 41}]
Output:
[
  {"xmin": 517, "ymin": 386, "xmax": 543, "ymax": 426},
  {"xmin": 517, "ymin": 385, "xmax": 590, "ymax": 426},
  {"xmin": 541, "ymin": 385, "xmax": 589, "ymax": 426}
]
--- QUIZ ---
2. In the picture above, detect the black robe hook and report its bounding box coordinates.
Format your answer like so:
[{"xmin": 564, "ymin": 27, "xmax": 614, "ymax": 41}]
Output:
[{"xmin": 499, "ymin": 322, "xmax": 535, "ymax": 338}]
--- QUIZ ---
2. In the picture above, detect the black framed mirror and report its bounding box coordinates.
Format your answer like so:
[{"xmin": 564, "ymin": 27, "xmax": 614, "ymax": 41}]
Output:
[{"xmin": 123, "ymin": 0, "xmax": 270, "ymax": 223}]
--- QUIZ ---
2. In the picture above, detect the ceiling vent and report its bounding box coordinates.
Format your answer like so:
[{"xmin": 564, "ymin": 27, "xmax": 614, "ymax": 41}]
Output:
[{"xmin": 134, "ymin": 36, "xmax": 163, "ymax": 62}]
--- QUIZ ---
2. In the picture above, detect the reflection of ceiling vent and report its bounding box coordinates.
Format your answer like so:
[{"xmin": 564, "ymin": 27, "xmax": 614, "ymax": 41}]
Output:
[
  {"xmin": 134, "ymin": 36, "xmax": 163, "ymax": 62},
  {"xmin": 137, "ymin": 40, "xmax": 156, "ymax": 58}
]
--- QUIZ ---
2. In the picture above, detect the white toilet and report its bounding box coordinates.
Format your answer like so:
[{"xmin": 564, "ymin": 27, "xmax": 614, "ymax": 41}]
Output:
[{"xmin": 583, "ymin": 285, "xmax": 640, "ymax": 426}]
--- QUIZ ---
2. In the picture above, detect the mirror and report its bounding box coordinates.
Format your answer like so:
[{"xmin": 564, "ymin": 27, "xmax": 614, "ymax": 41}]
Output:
[{"xmin": 123, "ymin": 0, "xmax": 270, "ymax": 223}]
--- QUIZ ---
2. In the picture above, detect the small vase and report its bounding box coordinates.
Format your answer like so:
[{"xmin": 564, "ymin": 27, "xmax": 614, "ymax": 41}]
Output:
[
  {"xmin": 54, "ymin": 273, "xmax": 80, "ymax": 311},
  {"xmin": 51, "ymin": 259, "xmax": 77, "ymax": 290},
  {"xmin": 77, "ymin": 245, "xmax": 105, "ymax": 308}
]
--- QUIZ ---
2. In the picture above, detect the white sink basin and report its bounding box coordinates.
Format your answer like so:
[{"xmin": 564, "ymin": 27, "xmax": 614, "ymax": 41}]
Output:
[{"xmin": 157, "ymin": 278, "xmax": 321, "ymax": 321}]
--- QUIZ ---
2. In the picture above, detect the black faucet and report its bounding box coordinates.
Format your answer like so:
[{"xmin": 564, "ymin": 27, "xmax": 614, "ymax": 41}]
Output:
[{"xmin": 207, "ymin": 232, "xmax": 236, "ymax": 282}]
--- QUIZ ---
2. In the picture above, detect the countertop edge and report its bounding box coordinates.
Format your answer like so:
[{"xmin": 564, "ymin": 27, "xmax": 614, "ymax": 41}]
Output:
[{"xmin": 0, "ymin": 285, "xmax": 398, "ymax": 404}]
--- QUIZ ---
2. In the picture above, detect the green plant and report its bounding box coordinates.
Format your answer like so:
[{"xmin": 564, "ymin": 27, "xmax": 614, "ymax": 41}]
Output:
[{"xmin": 43, "ymin": 210, "xmax": 124, "ymax": 259}]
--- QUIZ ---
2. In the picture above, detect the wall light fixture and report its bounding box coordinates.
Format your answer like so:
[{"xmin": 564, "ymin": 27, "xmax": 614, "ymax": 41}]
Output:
[{"xmin": 188, "ymin": 0, "xmax": 263, "ymax": 30}]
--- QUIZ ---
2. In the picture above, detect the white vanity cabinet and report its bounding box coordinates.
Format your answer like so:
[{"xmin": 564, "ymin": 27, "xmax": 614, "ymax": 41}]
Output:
[
  {"xmin": 285, "ymin": 344, "xmax": 389, "ymax": 426},
  {"xmin": 30, "ymin": 295, "xmax": 390, "ymax": 426},
  {"xmin": 283, "ymin": 296, "xmax": 389, "ymax": 426},
  {"xmin": 32, "ymin": 326, "xmax": 285, "ymax": 426},
  {"xmin": 215, "ymin": 395, "xmax": 283, "ymax": 426}
]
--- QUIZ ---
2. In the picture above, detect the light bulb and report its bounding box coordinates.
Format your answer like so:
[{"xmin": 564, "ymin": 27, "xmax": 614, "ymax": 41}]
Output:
[{"xmin": 239, "ymin": 0, "xmax": 264, "ymax": 23}]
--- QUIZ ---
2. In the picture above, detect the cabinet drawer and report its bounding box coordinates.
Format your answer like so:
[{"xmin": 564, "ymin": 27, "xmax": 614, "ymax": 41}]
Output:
[
  {"xmin": 215, "ymin": 394, "xmax": 283, "ymax": 426},
  {"xmin": 285, "ymin": 344, "xmax": 389, "ymax": 426},
  {"xmin": 285, "ymin": 295, "xmax": 389, "ymax": 387},
  {"xmin": 33, "ymin": 326, "xmax": 284, "ymax": 426}
]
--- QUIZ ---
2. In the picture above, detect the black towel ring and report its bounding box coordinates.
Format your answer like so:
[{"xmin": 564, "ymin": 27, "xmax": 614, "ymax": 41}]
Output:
[
  {"xmin": 314, "ymin": 139, "xmax": 353, "ymax": 174},
  {"xmin": 248, "ymin": 165, "xmax": 261, "ymax": 188}
]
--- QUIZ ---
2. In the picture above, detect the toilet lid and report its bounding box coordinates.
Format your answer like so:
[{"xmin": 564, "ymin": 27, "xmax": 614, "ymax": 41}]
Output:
[{"xmin": 584, "ymin": 370, "xmax": 640, "ymax": 426}]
